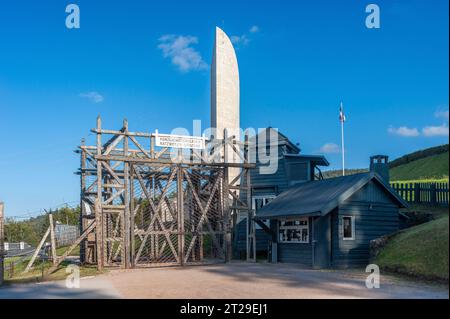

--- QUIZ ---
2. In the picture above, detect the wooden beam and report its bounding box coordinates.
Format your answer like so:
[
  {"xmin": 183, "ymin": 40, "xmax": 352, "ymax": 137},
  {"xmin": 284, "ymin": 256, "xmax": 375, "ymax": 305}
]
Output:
[
  {"xmin": 95, "ymin": 155, "xmax": 256, "ymax": 169},
  {"xmin": 47, "ymin": 221, "xmax": 97, "ymax": 275},
  {"xmin": 130, "ymin": 163, "xmax": 135, "ymax": 267},
  {"xmin": 95, "ymin": 115, "xmax": 104, "ymax": 271},
  {"xmin": 129, "ymin": 135, "xmax": 151, "ymax": 159},
  {"xmin": 103, "ymin": 135, "xmax": 124, "ymax": 156},
  {"xmin": 80, "ymin": 139, "xmax": 88, "ymax": 264},
  {"xmin": 254, "ymin": 220, "xmax": 274, "ymax": 237},
  {"xmin": 177, "ymin": 165, "xmax": 184, "ymax": 265},
  {"xmin": 48, "ymin": 213, "xmax": 57, "ymax": 265},
  {"xmin": 23, "ymin": 226, "xmax": 50, "ymax": 273},
  {"xmin": 122, "ymin": 119, "xmax": 131, "ymax": 269}
]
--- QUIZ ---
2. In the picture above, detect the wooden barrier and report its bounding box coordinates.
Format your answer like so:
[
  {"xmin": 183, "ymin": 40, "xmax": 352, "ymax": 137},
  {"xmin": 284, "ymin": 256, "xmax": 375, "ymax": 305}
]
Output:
[{"xmin": 391, "ymin": 182, "xmax": 449, "ymax": 206}]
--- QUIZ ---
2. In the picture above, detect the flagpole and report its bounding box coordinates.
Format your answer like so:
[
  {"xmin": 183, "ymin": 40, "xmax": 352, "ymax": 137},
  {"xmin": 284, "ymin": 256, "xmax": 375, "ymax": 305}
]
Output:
[
  {"xmin": 340, "ymin": 102, "xmax": 345, "ymax": 177},
  {"xmin": 341, "ymin": 116, "xmax": 345, "ymax": 176}
]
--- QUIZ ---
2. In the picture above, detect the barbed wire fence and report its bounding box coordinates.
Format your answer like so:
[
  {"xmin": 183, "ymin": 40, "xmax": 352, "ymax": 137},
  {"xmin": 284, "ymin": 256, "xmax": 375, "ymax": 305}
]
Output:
[
  {"xmin": 1, "ymin": 200, "xmax": 83, "ymax": 279},
  {"xmin": 6, "ymin": 200, "xmax": 79, "ymax": 220}
]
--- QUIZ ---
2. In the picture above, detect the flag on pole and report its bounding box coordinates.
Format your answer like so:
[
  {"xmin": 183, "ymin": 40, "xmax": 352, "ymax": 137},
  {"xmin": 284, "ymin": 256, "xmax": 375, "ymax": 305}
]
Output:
[
  {"xmin": 339, "ymin": 102, "xmax": 346, "ymax": 122},
  {"xmin": 339, "ymin": 102, "xmax": 346, "ymax": 176}
]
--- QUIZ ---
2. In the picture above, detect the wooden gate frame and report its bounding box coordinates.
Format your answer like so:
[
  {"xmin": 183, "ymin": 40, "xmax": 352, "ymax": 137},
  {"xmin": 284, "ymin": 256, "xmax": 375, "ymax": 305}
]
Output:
[{"xmin": 77, "ymin": 117, "xmax": 255, "ymax": 270}]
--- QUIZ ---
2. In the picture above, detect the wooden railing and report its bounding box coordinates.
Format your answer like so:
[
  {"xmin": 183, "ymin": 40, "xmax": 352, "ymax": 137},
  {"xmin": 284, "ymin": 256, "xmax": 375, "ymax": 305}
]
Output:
[{"xmin": 390, "ymin": 182, "xmax": 449, "ymax": 206}]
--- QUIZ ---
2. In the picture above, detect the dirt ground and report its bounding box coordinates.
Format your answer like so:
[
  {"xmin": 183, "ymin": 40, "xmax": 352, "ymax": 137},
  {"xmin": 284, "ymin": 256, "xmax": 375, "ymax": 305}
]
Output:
[{"xmin": 0, "ymin": 262, "xmax": 448, "ymax": 299}]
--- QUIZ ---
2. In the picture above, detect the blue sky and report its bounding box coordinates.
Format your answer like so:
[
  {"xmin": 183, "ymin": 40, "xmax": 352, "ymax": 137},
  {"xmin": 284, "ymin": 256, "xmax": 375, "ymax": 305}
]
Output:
[{"xmin": 0, "ymin": 0, "xmax": 448, "ymax": 217}]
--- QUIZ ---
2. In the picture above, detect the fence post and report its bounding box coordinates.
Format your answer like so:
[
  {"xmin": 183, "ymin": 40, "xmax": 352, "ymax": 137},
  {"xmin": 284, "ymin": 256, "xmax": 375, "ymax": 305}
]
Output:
[
  {"xmin": 0, "ymin": 202, "xmax": 4, "ymax": 286},
  {"xmin": 414, "ymin": 183, "xmax": 420, "ymax": 204},
  {"xmin": 430, "ymin": 183, "xmax": 437, "ymax": 206},
  {"xmin": 48, "ymin": 213, "xmax": 57, "ymax": 265}
]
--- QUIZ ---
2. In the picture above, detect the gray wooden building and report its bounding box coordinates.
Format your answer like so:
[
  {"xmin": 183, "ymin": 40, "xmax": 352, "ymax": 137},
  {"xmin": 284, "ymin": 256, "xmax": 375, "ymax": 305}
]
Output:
[
  {"xmin": 255, "ymin": 156, "xmax": 408, "ymax": 268},
  {"xmin": 233, "ymin": 128, "xmax": 329, "ymax": 258}
]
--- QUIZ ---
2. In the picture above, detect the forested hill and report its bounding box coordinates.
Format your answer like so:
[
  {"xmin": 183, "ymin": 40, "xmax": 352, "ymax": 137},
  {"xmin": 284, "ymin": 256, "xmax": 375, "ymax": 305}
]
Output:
[{"xmin": 4, "ymin": 206, "xmax": 79, "ymax": 247}]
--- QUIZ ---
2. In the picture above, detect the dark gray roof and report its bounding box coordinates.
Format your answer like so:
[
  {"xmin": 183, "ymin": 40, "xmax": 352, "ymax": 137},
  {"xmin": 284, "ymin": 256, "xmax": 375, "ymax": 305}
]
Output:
[
  {"xmin": 283, "ymin": 154, "xmax": 330, "ymax": 166},
  {"xmin": 249, "ymin": 127, "xmax": 301, "ymax": 154},
  {"xmin": 255, "ymin": 172, "xmax": 408, "ymax": 219}
]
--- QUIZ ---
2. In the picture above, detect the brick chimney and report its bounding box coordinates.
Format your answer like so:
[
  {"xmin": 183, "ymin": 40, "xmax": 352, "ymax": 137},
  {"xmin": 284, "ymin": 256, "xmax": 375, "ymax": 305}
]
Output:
[{"xmin": 370, "ymin": 155, "xmax": 389, "ymax": 183}]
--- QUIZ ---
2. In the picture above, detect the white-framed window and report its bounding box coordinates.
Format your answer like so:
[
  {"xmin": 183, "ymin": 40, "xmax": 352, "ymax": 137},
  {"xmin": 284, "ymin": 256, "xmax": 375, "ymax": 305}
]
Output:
[
  {"xmin": 278, "ymin": 218, "xmax": 309, "ymax": 243},
  {"xmin": 252, "ymin": 195, "xmax": 276, "ymax": 229},
  {"xmin": 342, "ymin": 216, "xmax": 355, "ymax": 240}
]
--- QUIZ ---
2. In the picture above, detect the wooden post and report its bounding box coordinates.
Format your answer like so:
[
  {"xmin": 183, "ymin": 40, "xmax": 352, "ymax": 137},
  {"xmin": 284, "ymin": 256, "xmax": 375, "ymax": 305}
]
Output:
[
  {"xmin": 150, "ymin": 135, "xmax": 155, "ymax": 159},
  {"xmin": 177, "ymin": 165, "xmax": 184, "ymax": 265},
  {"xmin": 224, "ymin": 171, "xmax": 231, "ymax": 262},
  {"xmin": 48, "ymin": 213, "xmax": 57, "ymax": 265},
  {"xmin": 223, "ymin": 129, "xmax": 232, "ymax": 262},
  {"xmin": 130, "ymin": 163, "xmax": 135, "ymax": 268},
  {"xmin": 246, "ymin": 170, "xmax": 253, "ymax": 262},
  {"xmin": 23, "ymin": 226, "xmax": 51, "ymax": 273},
  {"xmin": 431, "ymin": 183, "xmax": 437, "ymax": 206},
  {"xmin": 9, "ymin": 262, "xmax": 14, "ymax": 279},
  {"xmin": 80, "ymin": 138, "xmax": 87, "ymax": 263},
  {"xmin": 122, "ymin": 119, "xmax": 131, "ymax": 269},
  {"xmin": 244, "ymin": 132, "xmax": 255, "ymax": 262},
  {"xmin": 47, "ymin": 221, "xmax": 96, "ymax": 275},
  {"xmin": 414, "ymin": 183, "xmax": 420, "ymax": 204},
  {"xmin": 96, "ymin": 115, "xmax": 104, "ymax": 270},
  {"xmin": 0, "ymin": 202, "xmax": 4, "ymax": 286}
]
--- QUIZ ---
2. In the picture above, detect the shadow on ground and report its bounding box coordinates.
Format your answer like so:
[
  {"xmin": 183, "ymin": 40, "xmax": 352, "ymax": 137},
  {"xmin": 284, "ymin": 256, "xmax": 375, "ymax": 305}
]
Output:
[
  {"xmin": 194, "ymin": 262, "xmax": 448, "ymax": 299},
  {"xmin": 0, "ymin": 278, "xmax": 119, "ymax": 299}
]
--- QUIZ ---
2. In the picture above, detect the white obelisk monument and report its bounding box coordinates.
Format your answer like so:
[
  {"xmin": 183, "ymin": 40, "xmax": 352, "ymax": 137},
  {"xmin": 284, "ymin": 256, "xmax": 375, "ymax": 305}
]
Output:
[{"xmin": 211, "ymin": 27, "xmax": 240, "ymax": 181}]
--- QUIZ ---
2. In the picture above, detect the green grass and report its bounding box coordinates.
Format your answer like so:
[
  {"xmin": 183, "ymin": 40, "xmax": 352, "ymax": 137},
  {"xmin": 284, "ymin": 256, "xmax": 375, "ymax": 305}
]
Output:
[
  {"xmin": 390, "ymin": 151, "xmax": 449, "ymax": 181},
  {"xmin": 3, "ymin": 259, "xmax": 103, "ymax": 285},
  {"xmin": 374, "ymin": 214, "xmax": 449, "ymax": 281},
  {"xmin": 56, "ymin": 245, "xmax": 80, "ymax": 256},
  {"xmin": 2, "ymin": 244, "xmax": 98, "ymax": 284}
]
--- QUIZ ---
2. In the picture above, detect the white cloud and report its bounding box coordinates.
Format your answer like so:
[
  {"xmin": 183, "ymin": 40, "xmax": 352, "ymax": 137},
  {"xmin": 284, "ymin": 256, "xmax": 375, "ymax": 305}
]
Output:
[
  {"xmin": 79, "ymin": 91, "xmax": 104, "ymax": 103},
  {"xmin": 249, "ymin": 25, "xmax": 259, "ymax": 33},
  {"xmin": 387, "ymin": 108, "xmax": 449, "ymax": 139},
  {"xmin": 231, "ymin": 26, "xmax": 260, "ymax": 47},
  {"xmin": 435, "ymin": 109, "xmax": 449, "ymax": 122},
  {"xmin": 387, "ymin": 126, "xmax": 420, "ymax": 137},
  {"xmin": 319, "ymin": 143, "xmax": 340, "ymax": 154},
  {"xmin": 230, "ymin": 34, "xmax": 250, "ymax": 46},
  {"xmin": 422, "ymin": 124, "xmax": 449, "ymax": 137},
  {"xmin": 158, "ymin": 34, "xmax": 207, "ymax": 72}
]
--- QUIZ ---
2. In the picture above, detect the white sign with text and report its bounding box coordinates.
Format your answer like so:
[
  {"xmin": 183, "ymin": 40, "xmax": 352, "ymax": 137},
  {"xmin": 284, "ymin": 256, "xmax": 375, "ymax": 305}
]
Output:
[{"xmin": 155, "ymin": 131, "xmax": 206, "ymax": 150}]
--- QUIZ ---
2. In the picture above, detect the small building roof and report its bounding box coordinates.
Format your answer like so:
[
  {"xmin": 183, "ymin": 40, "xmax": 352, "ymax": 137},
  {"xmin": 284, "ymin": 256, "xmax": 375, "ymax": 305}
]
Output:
[
  {"xmin": 255, "ymin": 172, "xmax": 408, "ymax": 219},
  {"xmin": 248, "ymin": 128, "xmax": 329, "ymax": 166},
  {"xmin": 284, "ymin": 154, "xmax": 330, "ymax": 167},
  {"xmin": 249, "ymin": 127, "xmax": 301, "ymax": 154}
]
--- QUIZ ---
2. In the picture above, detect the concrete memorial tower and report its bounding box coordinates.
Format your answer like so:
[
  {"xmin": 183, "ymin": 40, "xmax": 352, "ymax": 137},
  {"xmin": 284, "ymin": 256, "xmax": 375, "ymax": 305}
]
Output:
[{"xmin": 211, "ymin": 26, "xmax": 240, "ymax": 181}]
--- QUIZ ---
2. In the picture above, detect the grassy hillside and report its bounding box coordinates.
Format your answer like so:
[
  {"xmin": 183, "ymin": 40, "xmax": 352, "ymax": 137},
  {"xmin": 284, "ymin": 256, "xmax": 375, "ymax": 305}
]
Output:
[
  {"xmin": 322, "ymin": 168, "xmax": 368, "ymax": 179},
  {"xmin": 322, "ymin": 144, "xmax": 449, "ymax": 182},
  {"xmin": 390, "ymin": 151, "xmax": 449, "ymax": 181},
  {"xmin": 389, "ymin": 144, "xmax": 448, "ymax": 168},
  {"xmin": 374, "ymin": 214, "xmax": 449, "ymax": 281}
]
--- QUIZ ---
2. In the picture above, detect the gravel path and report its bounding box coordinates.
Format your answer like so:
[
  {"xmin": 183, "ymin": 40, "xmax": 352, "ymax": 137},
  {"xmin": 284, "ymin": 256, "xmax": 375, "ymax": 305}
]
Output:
[{"xmin": 0, "ymin": 262, "xmax": 447, "ymax": 299}]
